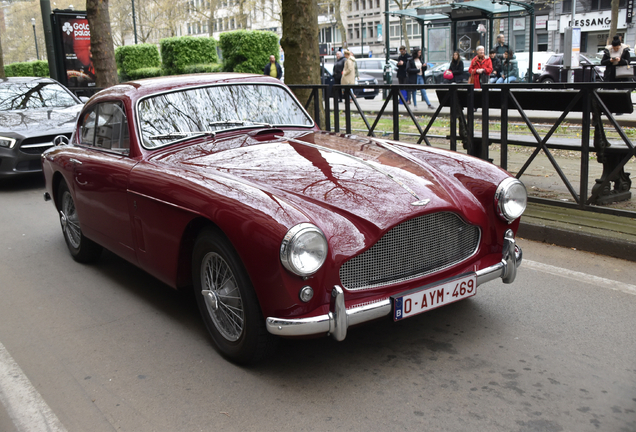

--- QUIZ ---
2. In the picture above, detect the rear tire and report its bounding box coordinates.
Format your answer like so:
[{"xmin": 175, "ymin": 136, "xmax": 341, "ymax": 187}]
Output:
[
  {"xmin": 57, "ymin": 181, "xmax": 102, "ymax": 263},
  {"xmin": 541, "ymin": 77, "xmax": 555, "ymax": 84},
  {"xmin": 192, "ymin": 227, "xmax": 277, "ymax": 364}
]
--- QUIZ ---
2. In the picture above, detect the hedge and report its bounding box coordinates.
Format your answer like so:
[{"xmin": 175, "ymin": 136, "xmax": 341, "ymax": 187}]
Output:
[
  {"xmin": 183, "ymin": 63, "xmax": 223, "ymax": 74},
  {"xmin": 127, "ymin": 67, "xmax": 163, "ymax": 80},
  {"xmin": 219, "ymin": 30, "xmax": 279, "ymax": 74},
  {"xmin": 115, "ymin": 44, "xmax": 161, "ymax": 81},
  {"xmin": 160, "ymin": 36, "xmax": 218, "ymax": 76},
  {"xmin": 5, "ymin": 61, "xmax": 49, "ymax": 77}
]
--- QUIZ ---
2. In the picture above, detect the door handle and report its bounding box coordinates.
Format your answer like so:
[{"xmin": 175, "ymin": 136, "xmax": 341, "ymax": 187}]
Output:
[{"xmin": 69, "ymin": 158, "xmax": 82, "ymax": 165}]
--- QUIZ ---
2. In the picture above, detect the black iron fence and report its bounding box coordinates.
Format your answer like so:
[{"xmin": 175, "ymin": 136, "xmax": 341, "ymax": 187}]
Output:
[{"xmin": 288, "ymin": 82, "xmax": 636, "ymax": 218}]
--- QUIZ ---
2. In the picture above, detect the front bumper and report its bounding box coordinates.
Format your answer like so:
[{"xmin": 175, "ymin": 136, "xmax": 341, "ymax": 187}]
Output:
[{"xmin": 266, "ymin": 229, "xmax": 522, "ymax": 341}]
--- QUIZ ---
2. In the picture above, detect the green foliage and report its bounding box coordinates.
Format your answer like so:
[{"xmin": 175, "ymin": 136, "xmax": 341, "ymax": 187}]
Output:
[
  {"xmin": 127, "ymin": 67, "xmax": 163, "ymax": 80},
  {"xmin": 32, "ymin": 61, "xmax": 50, "ymax": 77},
  {"xmin": 160, "ymin": 36, "xmax": 218, "ymax": 76},
  {"xmin": 4, "ymin": 61, "xmax": 47, "ymax": 77},
  {"xmin": 219, "ymin": 30, "xmax": 279, "ymax": 74},
  {"xmin": 115, "ymin": 44, "xmax": 161, "ymax": 81},
  {"xmin": 183, "ymin": 63, "xmax": 223, "ymax": 74}
]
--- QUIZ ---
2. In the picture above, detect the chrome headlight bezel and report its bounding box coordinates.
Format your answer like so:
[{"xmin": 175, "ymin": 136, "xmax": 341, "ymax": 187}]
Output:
[
  {"xmin": 495, "ymin": 178, "xmax": 527, "ymax": 223},
  {"xmin": 280, "ymin": 223, "xmax": 328, "ymax": 277},
  {"xmin": 0, "ymin": 136, "xmax": 17, "ymax": 149}
]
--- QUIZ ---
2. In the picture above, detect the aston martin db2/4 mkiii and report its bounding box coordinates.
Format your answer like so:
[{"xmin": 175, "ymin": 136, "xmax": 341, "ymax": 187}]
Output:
[{"xmin": 42, "ymin": 74, "xmax": 526, "ymax": 364}]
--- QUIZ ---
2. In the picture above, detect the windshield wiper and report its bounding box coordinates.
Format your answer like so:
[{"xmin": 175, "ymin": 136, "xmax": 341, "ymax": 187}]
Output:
[
  {"xmin": 208, "ymin": 120, "xmax": 274, "ymax": 129},
  {"xmin": 150, "ymin": 131, "xmax": 216, "ymax": 140},
  {"xmin": 208, "ymin": 120, "xmax": 246, "ymax": 127}
]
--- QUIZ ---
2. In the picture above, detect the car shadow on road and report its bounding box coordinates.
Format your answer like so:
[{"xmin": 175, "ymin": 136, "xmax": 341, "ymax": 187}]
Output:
[
  {"xmin": 0, "ymin": 174, "xmax": 45, "ymax": 192},
  {"xmin": 82, "ymin": 248, "xmax": 505, "ymax": 373}
]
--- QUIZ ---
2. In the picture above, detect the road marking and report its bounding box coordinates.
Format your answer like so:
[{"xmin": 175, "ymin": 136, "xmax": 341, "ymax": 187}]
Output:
[
  {"xmin": 0, "ymin": 342, "xmax": 68, "ymax": 432},
  {"xmin": 524, "ymin": 260, "xmax": 636, "ymax": 296}
]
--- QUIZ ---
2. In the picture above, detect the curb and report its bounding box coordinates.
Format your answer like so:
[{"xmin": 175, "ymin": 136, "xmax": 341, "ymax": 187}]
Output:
[{"xmin": 518, "ymin": 220, "xmax": 636, "ymax": 262}]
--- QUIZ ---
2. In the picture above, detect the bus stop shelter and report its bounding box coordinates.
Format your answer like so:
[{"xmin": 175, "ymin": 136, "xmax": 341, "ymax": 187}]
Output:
[{"xmin": 387, "ymin": 0, "xmax": 535, "ymax": 79}]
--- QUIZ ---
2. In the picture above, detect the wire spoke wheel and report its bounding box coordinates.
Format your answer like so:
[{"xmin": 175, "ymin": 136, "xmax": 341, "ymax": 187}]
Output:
[
  {"xmin": 193, "ymin": 227, "xmax": 277, "ymax": 364},
  {"xmin": 201, "ymin": 252, "xmax": 245, "ymax": 341},
  {"xmin": 56, "ymin": 181, "xmax": 102, "ymax": 263},
  {"xmin": 61, "ymin": 190, "xmax": 81, "ymax": 249}
]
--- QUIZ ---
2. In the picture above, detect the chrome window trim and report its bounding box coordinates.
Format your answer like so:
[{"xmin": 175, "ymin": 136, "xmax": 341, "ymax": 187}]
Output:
[{"xmin": 135, "ymin": 81, "xmax": 315, "ymax": 150}]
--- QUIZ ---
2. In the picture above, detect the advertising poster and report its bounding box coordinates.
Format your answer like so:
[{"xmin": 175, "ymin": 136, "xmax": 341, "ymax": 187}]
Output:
[
  {"xmin": 55, "ymin": 13, "xmax": 96, "ymax": 87},
  {"xmin": 572, "ymin": 27, "xmax": 581, "ymax": 68}
]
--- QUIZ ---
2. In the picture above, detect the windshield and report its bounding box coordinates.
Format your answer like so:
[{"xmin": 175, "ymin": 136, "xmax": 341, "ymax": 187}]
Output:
[
  {"xmin": 138, "ymin": 83, "xmax": 314, "ymax": 149},
  {"xmin": 433, "ymin": 63, "xmax": 450, "ymax": 72},
  {"xmin": 0, "ymin": 81, "xmax": 79, "ymax": 111}
]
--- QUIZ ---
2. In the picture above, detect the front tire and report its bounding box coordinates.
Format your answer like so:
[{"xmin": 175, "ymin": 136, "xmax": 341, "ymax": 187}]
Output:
[
  {"xmin": 192, "ymin": 227, "xmax": 277, "ymax": 364},
  {"xmin": 57, "ymin": 181, "xmax": 102, "ymax": 263}
]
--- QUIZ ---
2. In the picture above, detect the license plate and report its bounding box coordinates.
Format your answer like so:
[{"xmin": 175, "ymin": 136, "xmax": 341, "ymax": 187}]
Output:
[
  {"xmin": 363, "ymin": 88, "xmax": 374, "ymax": 92},
  {"xmin": 392, "ymin": 273, "xmax": 476, "ymax": 321}
]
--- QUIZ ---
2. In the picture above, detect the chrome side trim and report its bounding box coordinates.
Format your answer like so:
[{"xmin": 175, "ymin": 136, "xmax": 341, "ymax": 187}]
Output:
[{"xmin": 266, "ymin": 230, "xmax": 523, "ymax": 340}]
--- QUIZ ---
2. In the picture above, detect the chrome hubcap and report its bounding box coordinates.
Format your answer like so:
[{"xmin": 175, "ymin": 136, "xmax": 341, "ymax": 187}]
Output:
[{"xmin": 200, "ymin": 252, "xmax": 244, "ymax": 342}]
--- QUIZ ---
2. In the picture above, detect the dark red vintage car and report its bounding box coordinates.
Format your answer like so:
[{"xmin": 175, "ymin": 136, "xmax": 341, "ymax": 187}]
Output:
[{"xmin": 42, "ymin": 74, "xmax": 526, "ymax": 364}]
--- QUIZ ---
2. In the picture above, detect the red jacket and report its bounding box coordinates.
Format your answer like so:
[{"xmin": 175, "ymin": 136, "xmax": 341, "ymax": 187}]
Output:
[{"xmin": 469, "ymin": 56, "xmax": 493, "ymax": 89}]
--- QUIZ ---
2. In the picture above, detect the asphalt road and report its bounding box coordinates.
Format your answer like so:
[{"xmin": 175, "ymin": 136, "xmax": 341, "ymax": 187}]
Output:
[{"xmin": 1, "ymin": 175, "xmax": 635, "ymax": 432}]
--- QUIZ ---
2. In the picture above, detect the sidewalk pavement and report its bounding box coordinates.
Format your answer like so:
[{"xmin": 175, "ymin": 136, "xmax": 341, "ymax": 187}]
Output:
[{"xmin": 349, "ymin": 92, "xmax": 636, "ymax": 262}]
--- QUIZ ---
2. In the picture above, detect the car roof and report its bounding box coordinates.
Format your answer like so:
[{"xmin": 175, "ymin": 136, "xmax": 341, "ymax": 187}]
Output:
[
  {"xmin": 90, "ymin": 73, "xmax": 284, "ymax": 105},
  {"xmin": 1, "ymin": 77, "xmax": 58, "ymax": 84}
]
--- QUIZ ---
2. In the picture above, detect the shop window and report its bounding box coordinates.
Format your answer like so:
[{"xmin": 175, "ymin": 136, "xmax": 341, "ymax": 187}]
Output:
[
  {"xmin": 537, "ymin": 33, "xmax": 548, "ymax": 51},
  {"xmin": 515, "ymin": 34, "xmax": 525, "ymax": 52}
]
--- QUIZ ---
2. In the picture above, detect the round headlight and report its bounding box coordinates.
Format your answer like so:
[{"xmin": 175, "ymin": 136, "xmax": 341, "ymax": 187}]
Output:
[
  {"xmin": 280, "ymin": 223, "xmax": 328, "ymax": 277},
  {"xmin": 495, "ymin": 178, "xmax": 527, "ymax": 223}
]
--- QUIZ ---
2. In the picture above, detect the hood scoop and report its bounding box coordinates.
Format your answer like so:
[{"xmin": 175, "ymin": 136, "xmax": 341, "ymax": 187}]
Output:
[{"xmin": 248, "ymin": 128, "xmax": 285, "ymax": 141}]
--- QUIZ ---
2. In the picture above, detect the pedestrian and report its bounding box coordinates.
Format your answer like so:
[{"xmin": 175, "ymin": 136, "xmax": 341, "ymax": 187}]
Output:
[
  {"xmin": 333, "ymin": 50, "xmax": 346, "ymax": 101},
  {"xmin": 444, "ymin": 51, "xmax": 465, "ymax": 83},
  {"xmin": 601, "ymin": 35, "xmax": 632, "ymax": 82},
  {"xmin": 468, "ymin": 46, "xmax": 493, "ymax": 90},
  {"xmin": 396, "ymin": 45, "xmax": 411, "ymax": 102},
  {"xmin": 263, "ymin": 55, "xmax": 283, "ymax": 80},
  {"xmin": 492, "ymin": 34, "xmax": 509, "ymax": 62},
  {"xmin": 341, "ymin": 49, "xmax": 356, "ymax": 100},
  {"xmin": 488, "ymin": 49, "xmax": 502, "ymax": 83},
  {"xmin": 406, "ymin": 48, "xmax": 434, "ymax": 109},
  {"xmin": 496, "ymin": 50, "xmax": 519, "ymax": 83}
]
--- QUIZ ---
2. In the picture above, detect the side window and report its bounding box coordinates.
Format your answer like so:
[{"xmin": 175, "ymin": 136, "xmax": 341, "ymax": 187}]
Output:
[
  {"xmin": 79, "ymin": 106, "xmax": 97, "ymax": 146},
  {"xmin": 95, "ymin": 102, "xmax": 130, "ymax": 152}
]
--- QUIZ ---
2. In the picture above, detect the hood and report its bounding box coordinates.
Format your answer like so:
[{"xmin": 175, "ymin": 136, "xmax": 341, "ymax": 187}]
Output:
[
  {"xmin": 153, "ymin": 131, "xmax": 497, "ymax": 232},
  {"xmin": 0, "ymin": 105, "xmax": 82, "ymax": 137}
]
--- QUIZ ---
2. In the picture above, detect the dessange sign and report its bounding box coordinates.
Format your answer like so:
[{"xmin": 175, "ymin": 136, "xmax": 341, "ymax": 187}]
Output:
[{"xmin": 560, "ymin": 10, "xmax": 627, "ymax": 33}]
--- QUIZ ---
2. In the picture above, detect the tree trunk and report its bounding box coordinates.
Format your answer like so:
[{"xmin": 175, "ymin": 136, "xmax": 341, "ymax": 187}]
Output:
[
  {"xmin": 0, "ymin": 33, "xmax": 5, "ymax": 79},
  {"xmin": 87, "ymin": 0, "xmax": 118, "ymax": 88},
  {"xmin": 609, "ymin": 0, "xmax": 619, "ymax": 45},
  {"xmin": 401, "ymin": 17, "xmax": 409, "ymax": 51},
  {"xmin": 334, "ymin": 0, "xmax": 347, "ymax": 47},
  {"xmin": 281, "ymin": 0, "xmax": 323, "ymax": 124}
]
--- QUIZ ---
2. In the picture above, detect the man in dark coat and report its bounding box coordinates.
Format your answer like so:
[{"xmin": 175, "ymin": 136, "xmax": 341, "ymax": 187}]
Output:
[
  {"xmin": 396, "ymin": 45, "xmax": 411, "ymax": 102},
  {"xmin": 492, "ymin": 34, "xmax": 509, "ymax": 62},
  {"xmin": 333, "ymin": 51, "xmax": 346, "ymax": 101},
  {"xmin": 263, "ymin": 55, "xmax": 283, "ymax": 80}
]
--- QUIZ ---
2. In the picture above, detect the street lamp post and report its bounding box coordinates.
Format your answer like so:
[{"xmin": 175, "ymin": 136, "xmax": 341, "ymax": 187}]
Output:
[
  {"xmin": 132, "ymin": 0, "xmax": 138, "ymax": 44},
  {"xmin": 31, "ymin": 18, "xmax": 39, "ymax": 61}
]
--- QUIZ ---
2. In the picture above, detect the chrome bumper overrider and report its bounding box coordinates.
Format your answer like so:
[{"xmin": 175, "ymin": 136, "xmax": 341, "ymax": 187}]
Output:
[{"xmin": 266, "ymin": 229, "xmax": 522, "ymax": 341}]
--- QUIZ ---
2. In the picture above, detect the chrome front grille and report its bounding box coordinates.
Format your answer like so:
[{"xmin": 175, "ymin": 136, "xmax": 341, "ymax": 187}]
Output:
[{"xmin": 339, "ymin": 212, "xmax": 481, "ymax": 291}]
